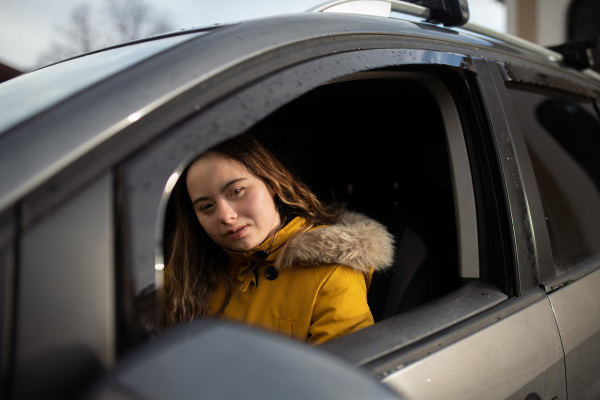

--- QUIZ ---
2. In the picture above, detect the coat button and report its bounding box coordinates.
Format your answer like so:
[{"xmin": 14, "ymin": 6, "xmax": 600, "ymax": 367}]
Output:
[
  {"xmin": 264, "ymin": 265, "xmax": 279, "ymax": 280},
  {"xmin": 254, "ymin": 250, "xmax": 268, "ymax": 260}
]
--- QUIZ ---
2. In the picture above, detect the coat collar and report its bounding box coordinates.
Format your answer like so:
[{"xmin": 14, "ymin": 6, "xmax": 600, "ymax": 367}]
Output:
[
  {"xmin": 223, "ymin": 216, "xmax": 306, "ymax": 265},
  {"xmin": 224, "ymin": 212, "xmax": 395, "ymax": 275},
  {"xmin": 276, "ymin": 211, "xmax": 395, "ymax": 273}
]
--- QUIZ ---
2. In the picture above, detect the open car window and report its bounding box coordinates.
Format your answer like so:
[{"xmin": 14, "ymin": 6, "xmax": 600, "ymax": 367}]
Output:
[
  {"xmin": 117, "ymin": 48, "xmax": 512, "ymax": 359},
  {"xmin": 245, "ymin": 71, "xmax": 477, "ymax": 320}
]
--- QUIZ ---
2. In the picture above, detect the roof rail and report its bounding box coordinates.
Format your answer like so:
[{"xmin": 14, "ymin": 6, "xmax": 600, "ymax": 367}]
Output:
[
  {"xmin": 308, "ymin": 0, "xmax": 469, "ymax": 27},
  {"xmin": 308, "ymin": 0, "xmax": 564, "ymax": 63},
  {"xmin": 462, "ymin": 21, "xmax": 563, "ymax": 63}
]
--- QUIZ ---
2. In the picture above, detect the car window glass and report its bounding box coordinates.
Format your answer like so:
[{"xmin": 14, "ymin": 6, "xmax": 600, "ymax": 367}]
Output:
[
  {"xmin": 0, "ymin": 33, "xmax": 203, "ymax": 134},
  {"xmin": 508, "ymin": 89, "xmax": 600, "ymax": 274}
]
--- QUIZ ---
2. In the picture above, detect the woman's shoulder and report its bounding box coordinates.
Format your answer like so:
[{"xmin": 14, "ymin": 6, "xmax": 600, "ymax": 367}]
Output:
[{"xmin": 274, "ymin": 211, "xmax": 395, "ymax": 274}]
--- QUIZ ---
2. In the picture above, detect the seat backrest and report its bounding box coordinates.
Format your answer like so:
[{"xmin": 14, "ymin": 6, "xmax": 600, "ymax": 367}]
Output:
[
  {"xmin": 325, "ymin": 177, "xmax": 459, "ymax": 321},
  {"xmin": 378, "ymin": 210, "xmax": 459, "ymax": 319}
]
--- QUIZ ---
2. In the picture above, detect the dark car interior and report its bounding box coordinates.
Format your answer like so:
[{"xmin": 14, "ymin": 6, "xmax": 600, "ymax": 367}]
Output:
[
  {"xmin": 248, "ymin": 78, "xmax": 460, "ymax": 321},
  {"xmin": 163, "ymin": 76, "xmax": 461, "ymax": 324}
]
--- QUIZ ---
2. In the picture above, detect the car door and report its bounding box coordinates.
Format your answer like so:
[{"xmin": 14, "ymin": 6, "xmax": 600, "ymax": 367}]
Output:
[
  {"xmin": 498, "ymin": 60, "xmax": 600, "ymax": 399},
  {"xmin": 114, "ymin": 21, "xmax": 566, "ymax": 399}
]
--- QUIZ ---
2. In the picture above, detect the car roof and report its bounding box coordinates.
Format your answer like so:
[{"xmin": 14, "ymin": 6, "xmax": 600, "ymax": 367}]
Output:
[{"xmin": 0, "ymin": 11, "xmax": 597, "ymax": 212}]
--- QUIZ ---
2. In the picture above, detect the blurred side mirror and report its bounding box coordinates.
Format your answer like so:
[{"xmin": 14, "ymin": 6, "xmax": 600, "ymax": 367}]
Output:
[{"xmin": 84, "ymin": 320, "xmax": 401, "ymax": 400}]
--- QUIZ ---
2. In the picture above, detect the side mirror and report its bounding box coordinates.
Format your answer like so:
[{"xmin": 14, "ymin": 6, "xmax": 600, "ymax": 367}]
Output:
[{"xmin": 85, "ymin": 320, "xmax": 401, "ymax": 399}]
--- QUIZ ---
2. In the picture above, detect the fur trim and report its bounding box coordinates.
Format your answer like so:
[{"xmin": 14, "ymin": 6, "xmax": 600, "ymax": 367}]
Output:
[{"xmin": 274, "ymin": 211, "xmax": 395, "ymax": 273}]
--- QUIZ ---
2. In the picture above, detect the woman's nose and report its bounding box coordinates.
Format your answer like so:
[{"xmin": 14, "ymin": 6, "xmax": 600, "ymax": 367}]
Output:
[{"xmin": 217, "ymin": 201, "xmax": 237, "ymax": 223}]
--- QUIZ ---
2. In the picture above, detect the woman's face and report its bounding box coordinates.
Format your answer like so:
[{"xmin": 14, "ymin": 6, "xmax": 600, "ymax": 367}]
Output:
[{"xmin": 186, "ymin": 153, "xmax": 281, "ymax": 252}]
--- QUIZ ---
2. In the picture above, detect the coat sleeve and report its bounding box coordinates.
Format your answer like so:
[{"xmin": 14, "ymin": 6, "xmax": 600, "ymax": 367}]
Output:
[{"xmin": 308, "ymin": 265, "xmax": 374, "ymax": 345}]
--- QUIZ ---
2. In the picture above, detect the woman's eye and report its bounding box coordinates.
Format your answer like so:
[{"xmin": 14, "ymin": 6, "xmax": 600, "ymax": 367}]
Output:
[
  {"xmin": 198, "ymin": 204, "xmax": 213, "ymax": 213},
  {"xmin": 231, "ymin": 187, "xmax": 244, "ymax": 197}
]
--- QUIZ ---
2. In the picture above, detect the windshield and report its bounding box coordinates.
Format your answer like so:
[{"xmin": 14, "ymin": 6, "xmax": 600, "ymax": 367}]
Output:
[{"xmin": 0, "ymin": 33, "xmax": 204, "ymax": 134}]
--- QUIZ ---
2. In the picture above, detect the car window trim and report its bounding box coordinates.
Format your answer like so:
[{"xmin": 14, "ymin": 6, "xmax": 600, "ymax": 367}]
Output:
[
  {"xmin": 0, "ymin": 208, "xmax": 16, "ymax": 397},
  {"xmin": 320, "ymin": 284, "xmax": 549, "ymax": 381},
  {"xmin": 111, "ymin": 46, "xmax": 494, "ymax": 343},
  {"xmin": 474, "ymin": 58, "xmax": 552, "ymax": 293},
  {"xmin": 420, "ymin": 73, "xmax": 479, "ymax": 279},
  {"xmin": 542, "ymin": 256, "xmax": 600, "ymax": 294},
  {"xmin": 319, "ymin": 281, "xmax": 508, "ymax": 368}
]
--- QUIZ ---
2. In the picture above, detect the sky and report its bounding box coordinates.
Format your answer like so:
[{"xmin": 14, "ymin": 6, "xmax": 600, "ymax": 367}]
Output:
[{"xmin": 0, "ymin": 0, "xmax": 506, "ymax": 71}]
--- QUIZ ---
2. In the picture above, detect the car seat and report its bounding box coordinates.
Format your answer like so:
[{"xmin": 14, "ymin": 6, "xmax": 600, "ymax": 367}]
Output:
[{"xmin": 329, "ymin": 180, "xmax": 459, "ymax": 322}]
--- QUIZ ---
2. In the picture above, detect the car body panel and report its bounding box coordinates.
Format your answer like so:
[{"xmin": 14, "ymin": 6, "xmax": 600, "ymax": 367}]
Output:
[
  {"xmin": 320, "ymin": 281, "xmax": 509, "ymax": 367},
  {"xmin": 12, "ymin": 172, "xmax": 115, "ymax": 399},
  {"xmin": 548, "ymin": 265, "xmax": 600, "ymax": 399},
  {"xmin": 382, "ymin": 295, "xmax": 565, "ymax": 399},
  {"xmin": 0, "ymin": 33, "xmax": 205, "ymax": 135}
]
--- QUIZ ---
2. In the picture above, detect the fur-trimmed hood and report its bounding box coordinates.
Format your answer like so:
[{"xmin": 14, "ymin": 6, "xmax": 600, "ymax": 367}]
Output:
[{"xmin": 274, "ymin": 211, "xmax": 395, "ymax": 273}]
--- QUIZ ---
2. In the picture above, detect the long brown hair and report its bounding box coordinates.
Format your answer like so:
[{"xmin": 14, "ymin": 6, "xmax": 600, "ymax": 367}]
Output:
[{"xmin": 164, "ymin": 135, "xmax": 340, "ymax": 326}]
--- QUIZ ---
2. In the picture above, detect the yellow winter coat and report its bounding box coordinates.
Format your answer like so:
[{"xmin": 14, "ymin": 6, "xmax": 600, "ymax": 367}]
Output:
[{"xmin": 209, "ymin": 212, "xmax": 395, "ymax": 344}]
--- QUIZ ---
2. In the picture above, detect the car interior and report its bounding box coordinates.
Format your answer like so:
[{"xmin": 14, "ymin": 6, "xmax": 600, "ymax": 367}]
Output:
[
  {"xmin": 162, "ymin": 73, "xmax": 464, "ymax": 324},
  {"xmin": 249, "ymin": 77, "xmax": 460, "ymax": 321}
]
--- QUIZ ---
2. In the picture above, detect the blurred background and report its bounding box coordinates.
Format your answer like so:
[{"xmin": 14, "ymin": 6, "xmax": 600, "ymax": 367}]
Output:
[{"xmin": 0, "ymin": 0, "xmax": 598, "ymax": 79}]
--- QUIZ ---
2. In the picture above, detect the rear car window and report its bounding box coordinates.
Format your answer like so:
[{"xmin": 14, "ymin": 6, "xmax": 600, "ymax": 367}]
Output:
[{"xmin": 508, "ymin": 89, "xmax": 600, "ymax": 274}]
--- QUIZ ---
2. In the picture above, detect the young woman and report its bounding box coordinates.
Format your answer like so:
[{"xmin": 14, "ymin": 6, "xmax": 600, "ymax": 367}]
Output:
[{"xmin": 165, "ymin": 135, "xmax": 394, "ymax": 344}]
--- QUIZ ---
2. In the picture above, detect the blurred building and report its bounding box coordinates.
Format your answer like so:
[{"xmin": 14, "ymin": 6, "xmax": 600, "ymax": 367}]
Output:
[
  {"xmin": 503, "ymin": 0, "xmax": 599, "ymax": 71},
  {"xmin": 0, "ymin": 63, "xmax": 22, "ymax": 83}
]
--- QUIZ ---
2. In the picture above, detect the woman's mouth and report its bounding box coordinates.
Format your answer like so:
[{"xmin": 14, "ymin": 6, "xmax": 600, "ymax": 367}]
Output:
[{"xmin": 225, "ymin": 225, "xmax": 248, "ymax": 240}]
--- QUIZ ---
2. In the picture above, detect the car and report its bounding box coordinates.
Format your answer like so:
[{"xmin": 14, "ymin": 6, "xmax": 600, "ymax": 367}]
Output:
[{"xmin": 1, "ymin": 0, "xmax": 599, "ymax": 398}]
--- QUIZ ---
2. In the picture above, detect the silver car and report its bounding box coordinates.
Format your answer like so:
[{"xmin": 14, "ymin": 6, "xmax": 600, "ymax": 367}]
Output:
[{"xmin": 1, "ymin": 0, "xmax": 599, "ymax": 399}]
